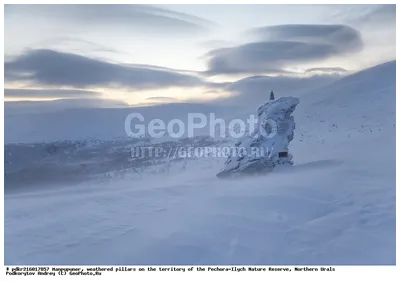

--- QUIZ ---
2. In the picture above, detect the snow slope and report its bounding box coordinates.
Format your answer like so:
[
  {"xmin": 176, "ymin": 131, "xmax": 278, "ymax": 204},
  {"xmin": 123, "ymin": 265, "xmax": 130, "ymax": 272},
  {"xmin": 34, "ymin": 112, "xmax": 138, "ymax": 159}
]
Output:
[{"xmin": 4, "ymin": 61, "xmax": 396, "ymax": 265}]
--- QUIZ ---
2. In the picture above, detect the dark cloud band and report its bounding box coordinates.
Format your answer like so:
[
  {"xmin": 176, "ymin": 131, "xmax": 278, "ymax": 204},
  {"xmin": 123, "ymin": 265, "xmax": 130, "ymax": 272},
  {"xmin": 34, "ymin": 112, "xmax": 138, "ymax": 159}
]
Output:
[
  {"xmin": 5, "ymin": 88, "xmax": 101, "ymax": 99},
  {"xmin": 252, "ymin": 24, "xmax": 362, "ymax": 49},
  {"xmin": 5, "ymin": 49, "xmax": 206, "ymax": 90},
  {"xmin": 206, "ymin": 24, "xmax": 363, "ymax": 76}
]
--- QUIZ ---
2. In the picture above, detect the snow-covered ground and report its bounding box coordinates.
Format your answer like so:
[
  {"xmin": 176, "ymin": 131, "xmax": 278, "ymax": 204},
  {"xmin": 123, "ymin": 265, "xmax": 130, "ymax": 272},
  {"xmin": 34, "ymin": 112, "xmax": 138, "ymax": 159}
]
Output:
[{"xmin": 4, "ymin": 61, "xmax": 396, "ymax": 265}]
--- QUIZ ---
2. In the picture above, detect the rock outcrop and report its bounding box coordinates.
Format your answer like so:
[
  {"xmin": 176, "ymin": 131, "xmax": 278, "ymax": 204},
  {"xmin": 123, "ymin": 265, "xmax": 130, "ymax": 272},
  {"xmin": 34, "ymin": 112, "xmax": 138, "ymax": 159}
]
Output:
[{"xmin": 217, "ymin": 96, "xmax": 299, "ymax": 178}]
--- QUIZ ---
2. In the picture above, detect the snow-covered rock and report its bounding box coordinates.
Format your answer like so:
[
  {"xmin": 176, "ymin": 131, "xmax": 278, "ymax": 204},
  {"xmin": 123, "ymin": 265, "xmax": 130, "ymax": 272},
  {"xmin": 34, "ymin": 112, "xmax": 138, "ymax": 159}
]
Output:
[{"xmin": 217, "ymin": 96, "xmax": 299, "ymax": 178}]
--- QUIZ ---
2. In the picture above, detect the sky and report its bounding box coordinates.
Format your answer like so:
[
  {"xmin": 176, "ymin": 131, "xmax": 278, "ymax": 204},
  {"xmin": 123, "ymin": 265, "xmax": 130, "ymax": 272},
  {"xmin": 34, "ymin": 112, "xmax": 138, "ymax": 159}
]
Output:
[{"xmin": 4, "ymin": 4, "xmax": 396, "ymax": 106}]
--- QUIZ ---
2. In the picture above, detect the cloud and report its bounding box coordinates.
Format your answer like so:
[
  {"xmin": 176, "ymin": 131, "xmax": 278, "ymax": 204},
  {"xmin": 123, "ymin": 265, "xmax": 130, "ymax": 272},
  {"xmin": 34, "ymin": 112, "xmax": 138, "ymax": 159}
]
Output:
[
  {"xmin": 29, "ymin": 36, "xmax": 132, "ymax": 58},
  {"xmin": 362, "ymin": 5, "xmax": 395, "ymax": 23},
  {"xmin": 346, "ymin": 4, "xmax": 396, "ymax": 26},
  {"xmin": 5, "ymin": 4, "xmax": 214, "ymax": 35},
  {"xmin": 206, "ymin": 24, "xmax": 363, "ymax": 75},
  {"xmin": 4, "ymin": 88, "xmax": 102, "ymax": 99},
  {"xmin": 305, "ymin": 67, "xmax": 348, "ymax": 74},
  {"xmin": 125, "ymin": 63, "xmax": 199, "ymax": 75},
  {"xmin": 252, "ymin": 24, "xmax": 362, "ymax": 49},
  {"xmin": 5, "ymin": 49, "xmax": 206, "ymax": 90},
  {"xmin": 146, "ymin": 97, "xmax": 178, "ymax": 102}
]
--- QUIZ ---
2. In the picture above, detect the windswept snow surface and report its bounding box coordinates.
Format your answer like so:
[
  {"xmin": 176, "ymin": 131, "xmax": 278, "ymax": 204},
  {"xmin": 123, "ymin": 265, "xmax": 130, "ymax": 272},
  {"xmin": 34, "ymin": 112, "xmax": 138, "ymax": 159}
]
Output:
[{"xmin": 4, "ymin": 61, "xmax": 396, "ymax": 265}]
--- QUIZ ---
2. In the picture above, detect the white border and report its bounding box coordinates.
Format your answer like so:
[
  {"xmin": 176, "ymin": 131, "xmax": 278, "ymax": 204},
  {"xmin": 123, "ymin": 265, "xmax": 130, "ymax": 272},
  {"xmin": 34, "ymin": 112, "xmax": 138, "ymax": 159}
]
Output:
[{"xmin": 1, "ymin": 1, "xmax": 398, "ymax": 281}]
